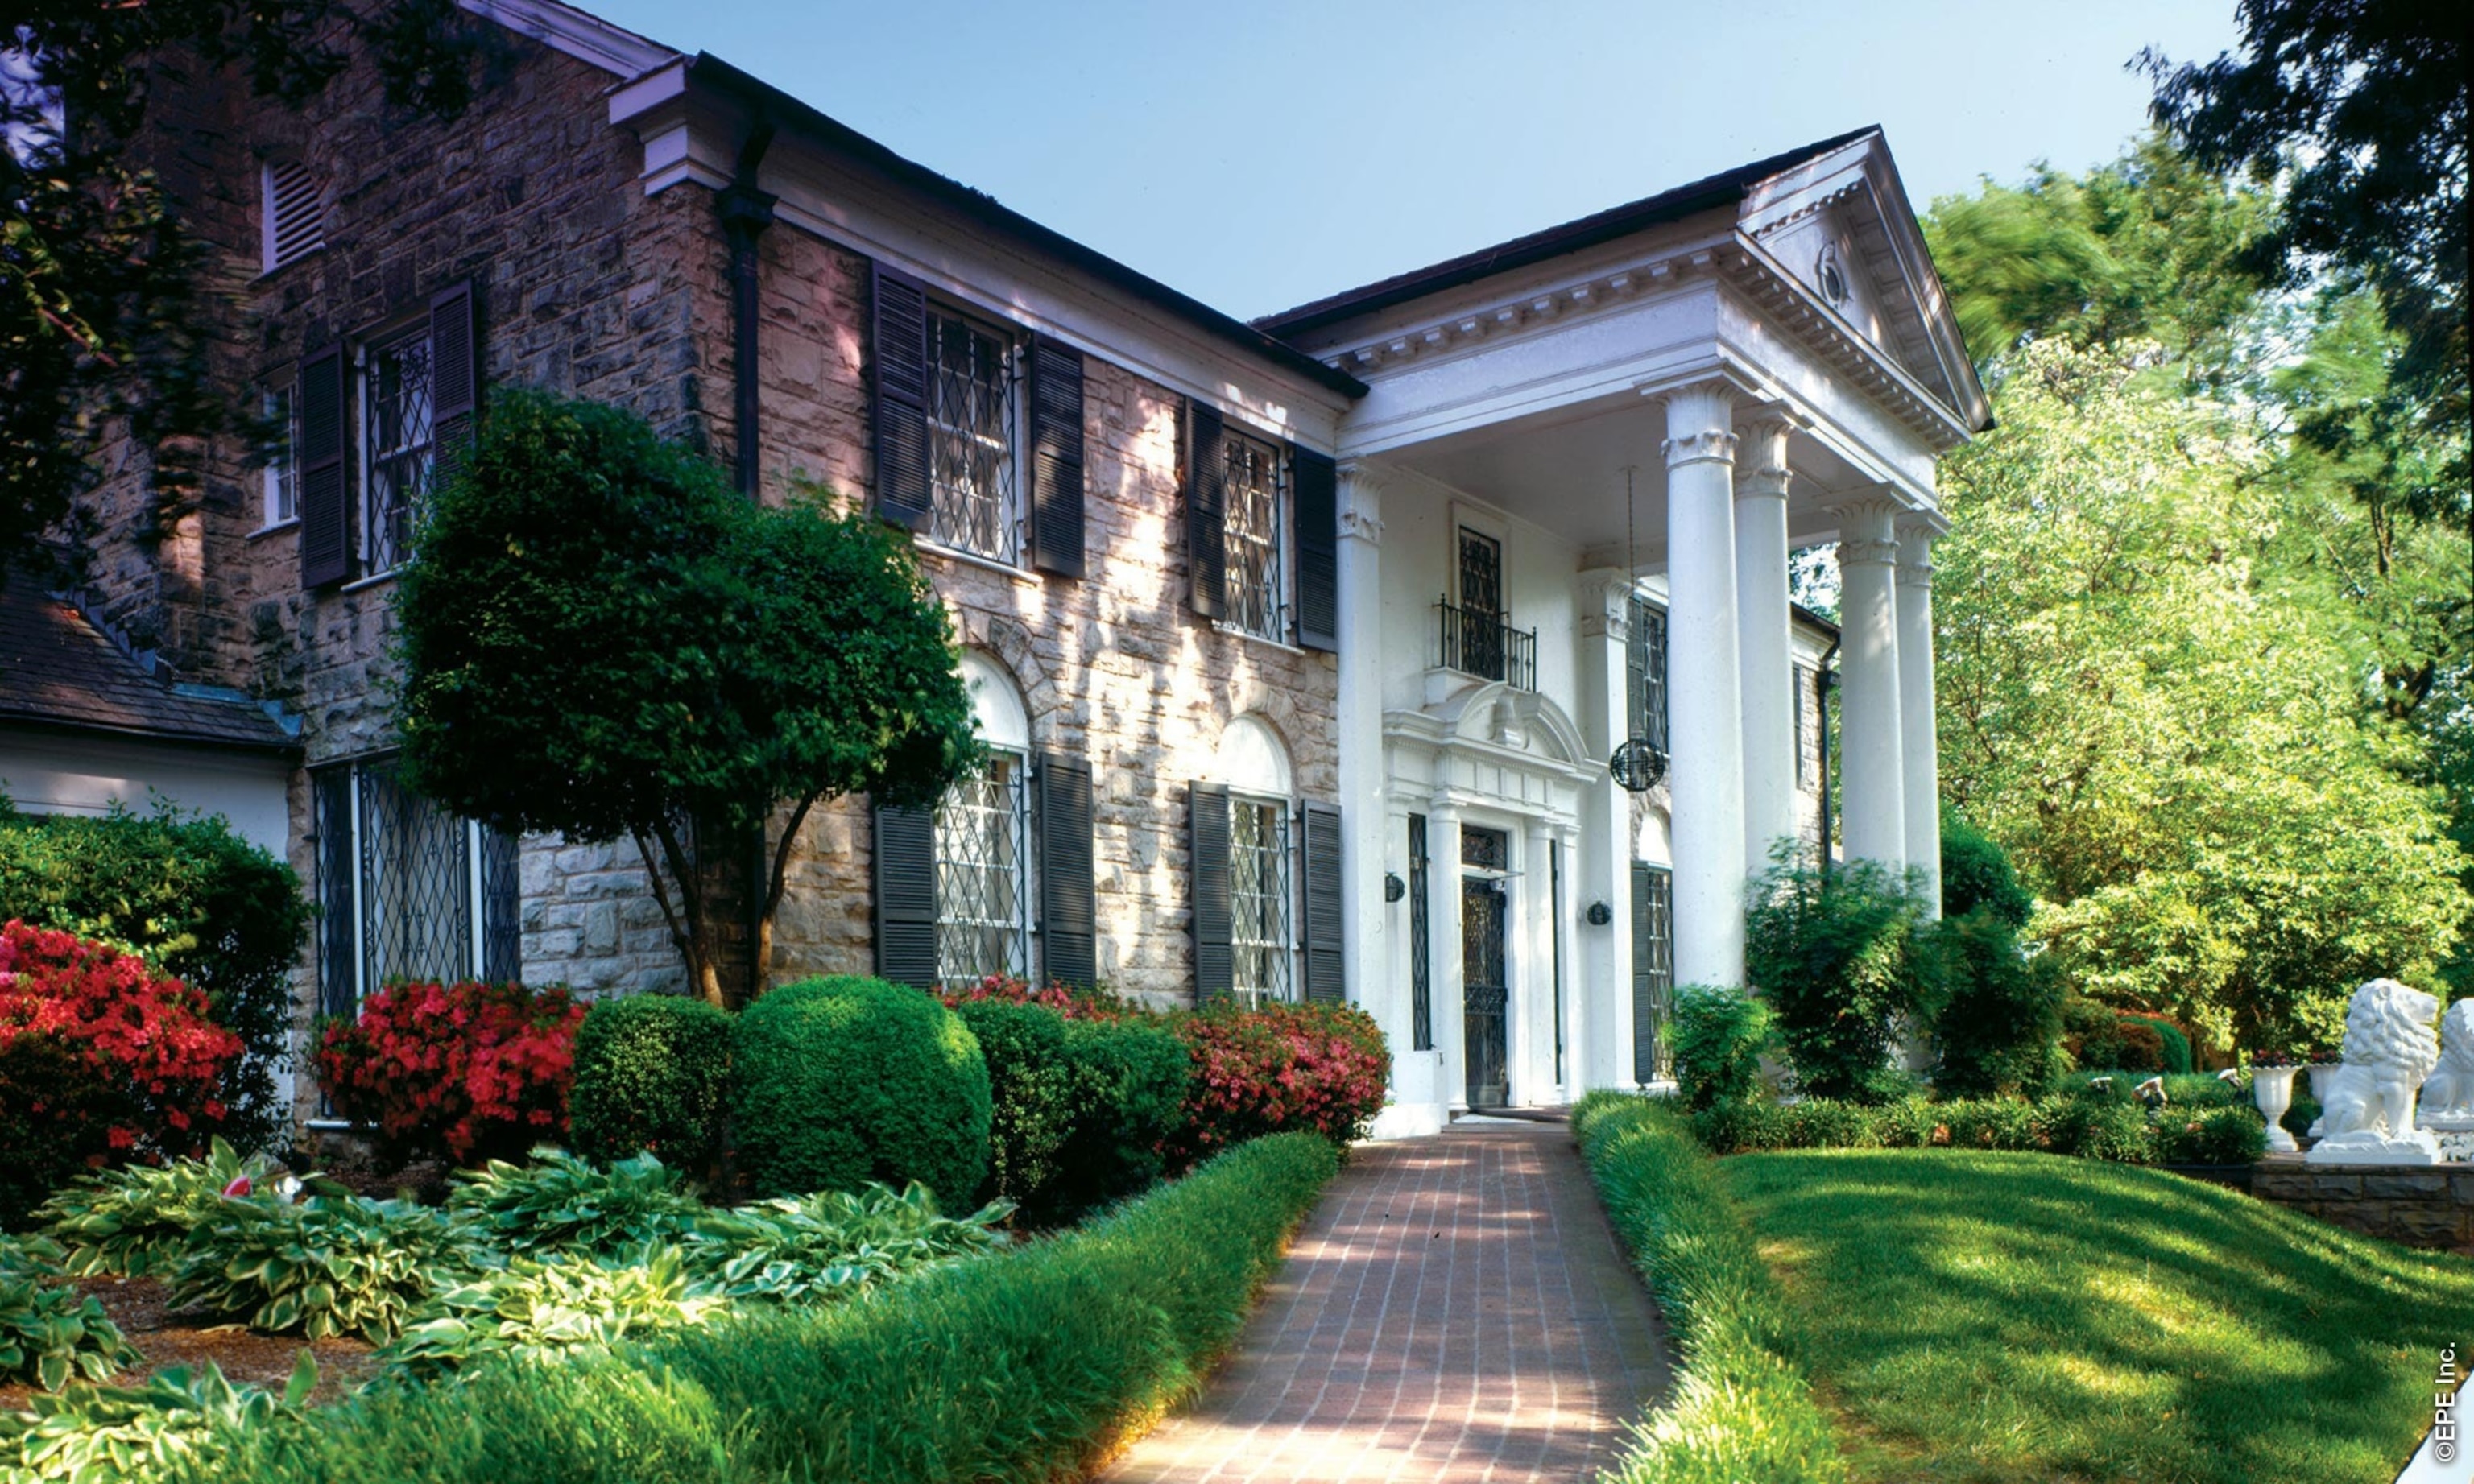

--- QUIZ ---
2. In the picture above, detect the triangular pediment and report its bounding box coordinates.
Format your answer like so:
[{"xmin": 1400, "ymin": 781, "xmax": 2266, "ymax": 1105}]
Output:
[{"xmin": 1737, "ymin": 134, "xmax": 1986, "ymax": 429}]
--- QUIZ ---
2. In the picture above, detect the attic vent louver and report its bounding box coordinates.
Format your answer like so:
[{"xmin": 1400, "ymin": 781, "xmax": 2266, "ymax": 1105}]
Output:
[{"xmin": 263, "ymin": 159, "xmax": 325, "ymax": 272}]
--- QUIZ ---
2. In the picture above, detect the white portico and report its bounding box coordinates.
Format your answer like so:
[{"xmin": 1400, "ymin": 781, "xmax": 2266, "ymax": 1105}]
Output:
[{"xmin": 1260, "ymin": 128, "xmax": 1988, "ymax": 1134}]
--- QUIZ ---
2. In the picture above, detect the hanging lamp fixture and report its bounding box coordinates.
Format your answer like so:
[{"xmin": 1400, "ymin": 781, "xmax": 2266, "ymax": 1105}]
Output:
[{"xmin": 1609, "ymin": 465, "xmax": 1667, "ymax": 793}]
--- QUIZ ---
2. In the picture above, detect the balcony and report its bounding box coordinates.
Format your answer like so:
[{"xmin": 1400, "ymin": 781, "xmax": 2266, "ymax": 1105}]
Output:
[{"xmin": 1437, "ymin": 597, "xmax": 1537, "ymax": 691}]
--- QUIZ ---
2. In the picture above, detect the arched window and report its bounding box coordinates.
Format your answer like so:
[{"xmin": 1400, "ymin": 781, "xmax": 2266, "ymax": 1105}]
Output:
[
  {"xmin": 1216, "ymin": 716, "xmax": 1293, "ymax": 1006},
  {"xmin": 935, "ymin": 652, "xmax": 1032, "ymax": 987}
]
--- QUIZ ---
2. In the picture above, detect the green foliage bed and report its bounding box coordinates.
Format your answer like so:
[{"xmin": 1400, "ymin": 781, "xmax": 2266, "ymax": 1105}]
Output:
[{"xmin": 1726, "ymin": 1146, "xmax": 2470, "ymax": 1483}]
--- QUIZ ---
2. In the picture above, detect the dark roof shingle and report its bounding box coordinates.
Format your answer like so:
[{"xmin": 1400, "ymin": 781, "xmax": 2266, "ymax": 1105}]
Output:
[{"xmin": 0, "ymin": 582, "xmax": 296, "ymax": 752}]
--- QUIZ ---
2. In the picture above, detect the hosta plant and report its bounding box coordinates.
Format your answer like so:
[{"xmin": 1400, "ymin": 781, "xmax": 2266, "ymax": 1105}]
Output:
[
  {"xmin": 0, "ymin": 1267, "xmax": 141, "ymax": 1392},
  {"xmin": 0, "ymin": 1231, "xmax": 64, "ymax": 1275},
  {"xmin": 680, "ymin": 1181, "xmax": 1009, "ymax": 1304},
  {"xmin": 377, "ymin": 1246, "xmax": 728, "ymax": 1379},
  {"xmin": 35, "ymin": 1139, "xmax": 301, "ymax": 1278},
  {"xmin": 444, "ymin": 1147, "xmax": 701, "ymax": 1257},
  {"xmin": 0, "ymin": 1356, "xmax": 314, "ymax": 1484},
  {"xmin": 168, "ymin": 1194, "xmax": 471, "ymax": 1342}
]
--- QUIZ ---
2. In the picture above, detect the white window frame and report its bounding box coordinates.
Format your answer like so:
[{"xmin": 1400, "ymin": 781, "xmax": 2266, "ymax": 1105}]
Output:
[
  {"xmin": 1228, "ymin": 792, "xmax": 1295, "ymax": 1007},
  {"xmin": 1223, "ymin": 429, "xmax": 1290, "ymax": 643},
  {"xmin": 323, "ymin": 758, "xmax": 505, "ymax": 1008},
  {"xmin": 921, "ymin": 300, "xmax": 1025, "ymax": 567},
  {"xmin": 933, "ymin": 749, "xmax": 1034, "ymax": 989},
  {"xmin": 259, "ymin": 386, "xmax": 298, "ymax": 530},
  {"xmin": 357, "ymin": 325, "xmax": 435, "ymax": 578}
]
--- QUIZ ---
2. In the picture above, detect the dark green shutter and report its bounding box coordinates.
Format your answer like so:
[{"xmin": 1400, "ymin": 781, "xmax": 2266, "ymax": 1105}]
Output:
[
  {"xmin": 1028, "ymin": 336, "xmax": 1086, "ymax": 579},
  {"xmin": 296, "ymin": 343, "xmax": 349, "ymax": 588},
  {"xmin": 1300, "ymin": 800, "xmax": 1344, "ymax": 1002},
  {"xmin": 1189, "ymin": 782, "xmax": 1231, "ymax": 1002},
  {"xmin": 1293, "ymin": 449, "xmax": 1338, "ymax": 651},
  {"xmin": 874, "ymin": 802, "xmax": 938, "ymax": 988},
  {"xmin": 428, "ymin": 279, "xmax": 479, "ymax": 492},
  {"xmin": 1037, "ymin": 750, "xmax": 1095, "ymax": 986},
  {"xmin": 1186, "ymin": 402, "xmax": 1225, "ymax": 620},
  {"xmin": 870, "ymin": 262, "xmax": 933, "ymax": 532}
]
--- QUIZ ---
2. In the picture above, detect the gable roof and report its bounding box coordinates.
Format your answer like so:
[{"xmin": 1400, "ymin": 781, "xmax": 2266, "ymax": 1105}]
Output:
[
  {"xmin": 0, "ymin": 583, "xmax": 296, "ymax": 753},
  {"xmin": 1256, "ymin": 126, "xmax": 1883, "ymax": 338}
]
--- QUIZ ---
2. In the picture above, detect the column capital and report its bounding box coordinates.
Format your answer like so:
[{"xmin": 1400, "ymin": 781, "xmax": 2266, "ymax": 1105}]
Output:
[
  {"xmin": 1733, "ymin": 411, "xmax": 1797, "ymax": 502},
  {"xmin": 1581, "ymin": 573, "xmax": 1637, "ymax": 640},
  {"xmin": 1662, "ymin": 428, "xmax": 1739, "ymax": 469},
  {"xmin": 1338, "ymin": 458, "xmax": 1388, "ymax": 546},
  {"xmin": 1648, "ymin": 376, "xmax": 1738, "ymax": 468},
  {"xmin": 1894, "ymin": 514, "xmax": 1942, "ymax": 588}
]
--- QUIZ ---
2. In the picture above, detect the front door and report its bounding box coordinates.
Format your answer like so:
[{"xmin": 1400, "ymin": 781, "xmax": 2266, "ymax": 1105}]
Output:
[{"xmin": 1462, "ymin": 874, "xmax": 1510, "ymax": 1109}]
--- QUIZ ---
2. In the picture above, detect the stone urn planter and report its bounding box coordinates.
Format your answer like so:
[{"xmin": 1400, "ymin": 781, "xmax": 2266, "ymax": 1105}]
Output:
[{"xmin": 2249, "ymin": 1064, "xmax": 2300, "ymax": 1153}]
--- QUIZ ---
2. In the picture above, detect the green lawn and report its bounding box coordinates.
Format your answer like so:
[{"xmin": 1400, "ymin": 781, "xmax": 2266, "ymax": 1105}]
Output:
[{"xmin": 1721, "ymin": 1149, "xmax": 2471, "ymax": 1484}]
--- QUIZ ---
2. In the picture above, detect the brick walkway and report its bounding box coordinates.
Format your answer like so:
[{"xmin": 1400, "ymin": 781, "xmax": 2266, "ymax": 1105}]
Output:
[{"xmin": 1103, "ymin": 1120, "xmax": 1671, "ymax": 1484}]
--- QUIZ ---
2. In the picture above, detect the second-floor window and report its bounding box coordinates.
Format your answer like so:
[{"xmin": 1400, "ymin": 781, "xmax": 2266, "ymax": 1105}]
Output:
[
  {"xmin": 1224, "ymin": 431, "xmax": 1287, "ymax": 642},
  {"xmin": 363, "ymin": 329, "xmax": 435, "ymax": 576},
  {"xmin": 925, "ymin": 305, "xmax": 1020, "ymax": 564},
  {"xmin": 1628, "ymin": 595, "xmax": 1669, "ymax": 751},
  {"xmin": 262, "ymin": 387, "xmax": 296, "ymax": 527}
]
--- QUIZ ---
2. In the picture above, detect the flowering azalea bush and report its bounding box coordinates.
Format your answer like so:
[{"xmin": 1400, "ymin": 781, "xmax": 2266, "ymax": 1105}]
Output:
[
  {"xmin": 0, "ymin": 920, "xmax": 245, "ymax": 1223},
  {"xmin": 938, "ymin": 973, "xmax": 1132, "ymax": 1020},
  {"xmin": 1168, "ymin": 999, "xmax": 1390, "ymax": 1168},
  {"xmin": 315, "ymin": 981, "xmax": 587, "ymax": 1165}
]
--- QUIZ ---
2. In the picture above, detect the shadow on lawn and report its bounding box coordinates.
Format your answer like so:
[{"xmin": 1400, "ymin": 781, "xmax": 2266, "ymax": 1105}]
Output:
[{"xmin": 1723, "ymin": 1150, "xmax": 2470, "ymax": 1484}]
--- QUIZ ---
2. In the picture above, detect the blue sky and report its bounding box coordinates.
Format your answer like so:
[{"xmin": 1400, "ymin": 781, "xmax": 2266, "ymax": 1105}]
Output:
[{"xmin": 585, "ymin": 0, "xmax": 2242, "ymax": 321}]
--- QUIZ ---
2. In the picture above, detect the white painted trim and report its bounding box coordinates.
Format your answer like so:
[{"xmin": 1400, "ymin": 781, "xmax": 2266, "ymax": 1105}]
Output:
[{"xmin": 457, "ymin": 0, "xmax": 677, "ymax": 81}]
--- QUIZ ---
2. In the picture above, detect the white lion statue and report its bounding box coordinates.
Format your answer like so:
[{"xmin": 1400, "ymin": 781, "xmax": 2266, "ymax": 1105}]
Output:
[
  {"xmin": 2418, "ymin": 998, "xmax": 2474, "ymax": 1130},
  {"xmin": 2306, "ymin": 979, "xmax": 2443, "ymax": 1164}
]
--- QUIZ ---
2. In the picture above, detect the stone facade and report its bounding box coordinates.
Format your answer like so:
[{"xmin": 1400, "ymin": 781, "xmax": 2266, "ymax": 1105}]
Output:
[
  {"xmin": 68, "ymin": 16, "xmax": 1342, "ymax": 1066},
  {"xmin": 2252, "ymin": 1157, "xmax": 2474, "ymax": 1254}
]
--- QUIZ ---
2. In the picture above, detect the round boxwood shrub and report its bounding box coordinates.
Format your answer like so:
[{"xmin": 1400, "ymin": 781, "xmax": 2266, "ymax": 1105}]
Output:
[
  {"xmin": 569, "ymin": 994, "xmax": 733, "ymax": 1167},
  {"xmin": 730, "ymin": 976, "xmax": 991, "ymax": 1208}
]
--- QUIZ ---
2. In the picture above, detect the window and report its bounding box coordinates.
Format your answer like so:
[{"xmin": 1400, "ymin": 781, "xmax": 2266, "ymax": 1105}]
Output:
[
  {"xmin": 925, "ymin": 305, "xmax": 1020, "ymax": 562},
  {"xmin": 933, "ymin": 754, "xmax": 1031, "ymax": 987},
  {"xmin": 1793, "ymin": 663, "xmax": 1810, "ymax": 785},
  {"xmin": 1632, "ymin": 862, "xmax": 1673, "ymax": 1084},
  {"xmin": 1230, "ymin": 795, "xmax": 1293, "ymax": 1005},
  {"xmin": 313, "ymin": 757, "xmax": 518, "ymax": 1019},
  {"xmin": 1407, "ymin": 813, "xmax": 1432, "ymax": 1051},
  {"xmin": 1223, "ymin": 430, "xmax": 1286, "ymax": 641},
  {"xmin": 262, "ymin": 387, "xmax": 297, "ymax": 527},
  {"xmin": 1627, "ymin": 596, "xmax": 1669, "ymax": 750},
  {"xmin": 261, "ymin": 158, "xmax": 324, "ymax": 273},
  {"xmin": 362, "ymin": 329, "xmax": 435, "ymax": 575}
]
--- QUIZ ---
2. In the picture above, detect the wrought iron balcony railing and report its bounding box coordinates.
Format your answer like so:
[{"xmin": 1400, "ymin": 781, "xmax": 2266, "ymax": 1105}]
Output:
[{"xmin": 1437, "ymin": 597, "xmax": 1538, "ymax": 691}]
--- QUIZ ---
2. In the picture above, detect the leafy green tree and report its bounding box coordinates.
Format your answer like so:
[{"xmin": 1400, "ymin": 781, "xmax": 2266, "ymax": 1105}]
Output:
[
  {"xmin": 2, "ymin": 1, "xmax": 493, "ymax": 573},
  {"xmin": 1934, "ymin": 339, "xmax": 2466, "ymax": 1050},
  {"xmin": 1745, "ymin": 850, "xmax": 1939, "ymax": 1104},
  {"xmin": 393, "ymin": 391, "xmax": 979, "ymax": 1008}
]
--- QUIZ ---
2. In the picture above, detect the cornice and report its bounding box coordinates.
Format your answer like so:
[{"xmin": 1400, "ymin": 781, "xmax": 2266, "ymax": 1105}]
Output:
[
  {"xmin": 1720, "ymin": 236, "xmax": 1972, "ymax": 453},
  {"xmin": 458, "ymin": 0, "xmax": 677, "ymax": 81},
  {"xmin": 1308, "ymin": 238, "xmax": 1732, "ymax": 378}
]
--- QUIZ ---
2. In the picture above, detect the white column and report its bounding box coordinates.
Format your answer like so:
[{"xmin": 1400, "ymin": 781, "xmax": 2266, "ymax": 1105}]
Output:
[
  {"xmin": 1734, "ymin": 411, "xmax": 1796, "ymax": 876},
  {"xmin": 1426, "ymin": 800, "xmax": 1466, "ymax": 1111},
  {"xmin": 1897, "ymin": 519, "xmax": 1942, "ymax": 914},
  {"xmin": 1835, "ymin": 496, "xmax": 1907, "ymax": 867},
  {"xmin": 1578, "ymin": 571, "xmax": 1635, "ymax": 1090},
  {"xmin": 1334, "ymin": 462, "xmax": 1396, "ymax": 1051},
  {"xmin": 1656, "ymin": 379, "xmax": 1746, "ymax": 989}
]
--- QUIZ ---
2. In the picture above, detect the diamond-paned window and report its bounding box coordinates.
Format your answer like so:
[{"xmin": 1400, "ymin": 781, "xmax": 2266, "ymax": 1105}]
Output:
[
  {"xmin": 1230, "ymin": 794, "xmax": 1293, "ymax": 1006},
  {"xmin": 925, "ymin": 307, "xmax": 1020, "ymax": 563},
  {"xmin": 1224, "ymin": 432, "xmax": 1286, "ymax": 641},
  {"xmin": 364, "ymin": 331, "xmax": 434, "ymax": 575},
  {"xmin": 263, "ymin": 387, "xmax": 296, "ymax": 527},
  {"xmin": 314, "ymin": 756, "xmax": 518, "ymax": 1017},
  {"xmin": 934, "ymin": 753, "xmax": 1030, "ymax": 988}
]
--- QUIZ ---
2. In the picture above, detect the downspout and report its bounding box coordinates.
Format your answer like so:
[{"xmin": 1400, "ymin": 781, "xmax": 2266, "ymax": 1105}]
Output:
[
  {"xmin": 719, "ymin": 118, "xmax": 776, "ymax": 1001},
  {"xmin": 1817, "ymin": 636, "xmax": 1840, "ymax": 873}
]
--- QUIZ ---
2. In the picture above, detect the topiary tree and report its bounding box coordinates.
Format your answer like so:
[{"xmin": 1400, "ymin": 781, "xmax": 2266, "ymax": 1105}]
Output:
[
  {"xmin": 394, "ymin": 391, "xmax": 981, "ymax": 1007},
  {"xmin": 0, "ymin": 803, "xmax": 308, "ymax": 1151},
  {"xmin": 728, "ymin": 976, "xmax": 991, "ymax": 1209},
  {"xmin": 1745, "ymin": 849, "xmax": 1941, "ymax": 1104},
  {"xmin": 1940, "ymin": 807, "xmax": 2032, "ymax": 929},
  {"xmin": 1930, "ymin": 908, "xmax": 2065, "ymax": 1097},
  {"xmin": 568, "ymin": 994, "xmax": 733, "ymax": 1168}
]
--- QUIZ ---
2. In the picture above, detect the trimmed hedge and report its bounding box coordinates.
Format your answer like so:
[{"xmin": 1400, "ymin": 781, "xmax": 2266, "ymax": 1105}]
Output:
[
  {"xmin": 1690, "ymin": 1088, "xmax": 2264, "ymax": 1165},
  {"xmin": 1572, "ymin": 1092, "xmax": 1846, "ymax": 1484},
  {"xmin": 171, "ymin": 1133, "xmax": 1341, "ymax": 1484},
  {"xmin": 569, "ymin": 995, "xmax": 732, "ymax": 1168},
  {"xmin": 730, "ymin": 977, "xmax": 991, "ymax": 1209},
  {"xmin": 955, "ymin": 999, "xmax": 1188, "ymax": 1226},
  {"xmin": 0, "ymin": 804, "xmax": 307, "ymax": 1153}
]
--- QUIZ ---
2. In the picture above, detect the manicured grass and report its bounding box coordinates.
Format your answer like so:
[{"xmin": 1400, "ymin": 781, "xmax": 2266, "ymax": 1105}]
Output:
[{"xmin": 1721, "ymin": 1147, "xmax": 2472, "ymax": 1484}]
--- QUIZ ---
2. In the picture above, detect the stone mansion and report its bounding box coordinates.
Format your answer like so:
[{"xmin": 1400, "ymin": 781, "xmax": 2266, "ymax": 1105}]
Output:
[{"xmin": 0, "ymin": 0, "xmax": 1986, "ymax": 1136}]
